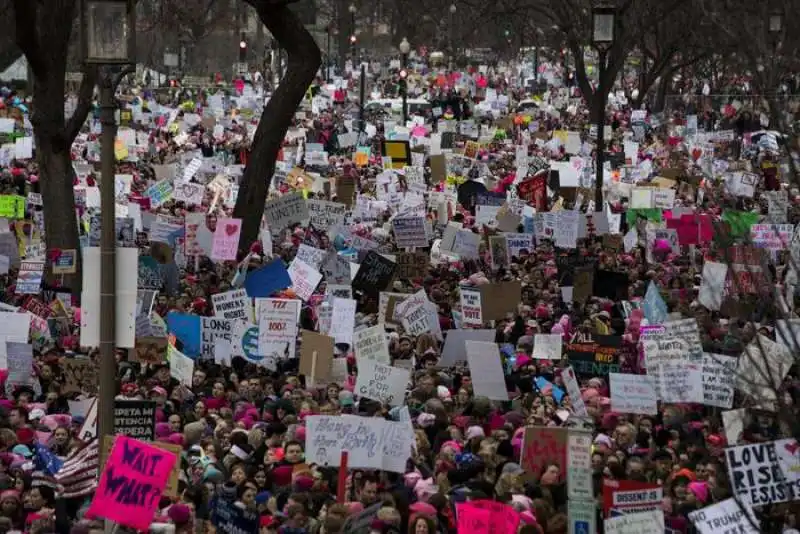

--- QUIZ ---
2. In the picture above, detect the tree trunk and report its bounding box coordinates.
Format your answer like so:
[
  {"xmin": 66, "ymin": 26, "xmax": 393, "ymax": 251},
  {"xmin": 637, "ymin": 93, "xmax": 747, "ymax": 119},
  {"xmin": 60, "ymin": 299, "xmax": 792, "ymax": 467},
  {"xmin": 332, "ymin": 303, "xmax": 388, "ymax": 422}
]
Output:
[
  {"xmin": 35, "ymin": 132, "xmax": 82, "ymax": 291},
  {"xmin": 234, "ymin": 0, "xmax": 322, "ymax": 252},
  {"xmin": 12, "ymin": 0, "xmax": 97, "ymax": 294},
  {"xmin": 652, "ymin": 75, "xmax": 670, "ymax": 113}
]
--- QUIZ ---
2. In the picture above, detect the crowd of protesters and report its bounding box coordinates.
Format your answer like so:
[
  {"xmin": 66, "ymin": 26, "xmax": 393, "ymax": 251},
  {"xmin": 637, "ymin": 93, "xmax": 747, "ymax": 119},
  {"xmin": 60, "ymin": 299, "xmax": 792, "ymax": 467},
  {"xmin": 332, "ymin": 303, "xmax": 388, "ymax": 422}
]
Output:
[{"xmin": 0, "ymin": 55, "xmax": 797, "ymax": 534}]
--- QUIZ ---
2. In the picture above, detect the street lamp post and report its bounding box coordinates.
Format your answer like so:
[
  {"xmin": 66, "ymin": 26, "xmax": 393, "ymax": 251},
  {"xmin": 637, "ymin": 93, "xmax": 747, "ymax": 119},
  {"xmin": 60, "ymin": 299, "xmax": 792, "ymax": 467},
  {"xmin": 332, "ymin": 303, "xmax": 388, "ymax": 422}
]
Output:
[
  {"xmin": 591, "ymin": 2, "xmax": 616, "ymax": 207},
  {"xmin": 349, "ymin": 4, "xmax": 357, "ymax": 66},
  {"xmin": 399, "ymin": 37, "xmax": 410, "ymax": 125},
  {"xmin": 768, "ymin": 11, "xmax": 783, "ymax": 127},
  {"xmin": 449, "ymin": 4, "xmax": 456, "ymax": 71},
  {"xmin": 81, "ymin": 0, "xmax": 136, "ymax": 455},
  {"xmin": 326, "ymin": 25, "xmax": 333, "ymax": 82}
]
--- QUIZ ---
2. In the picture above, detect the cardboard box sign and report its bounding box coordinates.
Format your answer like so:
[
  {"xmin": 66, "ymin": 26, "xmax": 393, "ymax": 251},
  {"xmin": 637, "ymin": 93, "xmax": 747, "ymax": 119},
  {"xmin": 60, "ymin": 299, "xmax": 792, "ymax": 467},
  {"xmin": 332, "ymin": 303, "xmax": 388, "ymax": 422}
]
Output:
[{"xmin": 478, "ymin": 281, "xmax": 522, "ymax": 321}]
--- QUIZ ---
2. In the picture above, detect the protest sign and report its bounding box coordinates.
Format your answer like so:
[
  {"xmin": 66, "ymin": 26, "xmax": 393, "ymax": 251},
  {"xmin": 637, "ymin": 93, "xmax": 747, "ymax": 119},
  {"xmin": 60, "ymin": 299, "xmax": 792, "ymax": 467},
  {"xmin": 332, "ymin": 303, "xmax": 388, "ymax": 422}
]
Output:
[
  {"xmin": 169, "ymin": 345, "xmax": 194, "ymax": 386},
  {"xmin": 137, "ymin": 256, "xmax": 163, "ymax": 290},
  {"xmin": 456, "ymin": 503, "xmax": 490, "ymax": 534},
  {"xmin": 299, "ymin": 330, "xmax": 334, "ymax": 381},
  {"xmin": 86, "ymin": 435, "xmax": 176, "ymax": 531},
  {"xmin": 326, "ymin": 284, "xmax": 353, "ymax": 301},
  {"xmin": 610, "ymin": 373, "xmax": 658, "ymax": 415},
  {"xmin": 114, "ymin": 400, "xmax": 156, "ymax": 440},
  {"xmin": 725, "ymin": 440, "xmax": 800, "ymax": 506},
  {"xmin": 642, "ymin": 281, "xmax": 668, "ymax": 325},
  {"xmin": 52, "ymin": 249, "xmax": 77, "ymax": 274},
  {"xmin": 172, "ymin": 181, "xmax": 204, "ymax": 205},
  {"xmin": 62, "ymin": 358, "xmax": 98, "ymax": 395},
  {"xmin": 642, "ymin": 319, "xmax": 703, "ymax": 403},
  {"xmin": 264, "ymin": 192, "xmax": 309, "ymax": 233},
  {"xmin": 210, "ymin": 218, "xmax": 241, "ymax": 261},
  {"xmin": 329, "ymin": 297, "xmax": 356, "ymax": 345},
  {"xmin": 602, "ymin": 479, "xmax": 663, "ymax": 516},
  {"xmin": 737, "ymin": 334, "xmax": 793, "ymax": 409},
  {"xmin": 765, "ymin": 190, "xmax": 789, "ymax": 223},
  {"xmin": 604, "ymin": 510, "xmax": 664, "ymax": 534},
  {"xmin": 751, "ymin": 223, "xmax": 793, "ymax": 251},
  {"xmin": 256, "ymin": 298, "xmax": 299, "ymax": 359},
  {"xmin": 211, "ymin": 289, "xmax": 252, "ymax": 321},
  {"xmin": 212, "ymin": 497, "xmax": 260, "ymax": 534},
  {"xmin": 701, "ymin": 353, "xmax": 736, "ymax": 408},
  {"xmin": 133, "ymin": 336, "xmax": 167, "ymax": 365},
  {"xmin": 466, "ymin": 341, "xmax": 508, "ymax": 401},
  {"xmin": 321, "ymin": 251, "xmax": 351, "ymax": 284},
  {"xmin": 505, "ymin": 233, "xmax": 534, "ymax": 260},
  {"xmin": 5, "ymin": 342, "xmax": 33, "ymax": 393},
  {"xmin": 295, "ymin": 244, "xmax": 327, "ymax": 269},
  {"xmin": 101, "ymin": 436, "xmax": 182, "ymax": 498},
  {"xmin": 562, "ymin": 366, "xmax": 588, "ymax": 417},
  {"xmin": 457, "ymin": 500, "xmax": 521, "ymax": 534},
  {"xmin": 469, "ymin": 500, "xmax": 521, "ymax": 534},
  {"xmin": 305, "ymin": 415, "xmax": 413, "ymax": 472},
  {"xmin": 396, "ymin": 251, "xmax": 428, "ymax": 279},
  {"xmin": 165, "ymin": 312, "xmax": 202, "ymax": 357},
  {"xmin": 355, "ymin": 360, "xmax": 409, "ymax": 406},
  {"xmin": 352, "ymin": 251, "xmax": 396, "ymax": 295},
  {"xmin": 567, "ymin": 431, "xmax": 593, "ymax": 500},
  {"xmin": 479, "ymin": 281, "xmax": 521, "ymax": 321},
  {"xmin": 0, "ymin": 195, "xmax": 24, "ymax": 219},
  {"xmin": 688, "ymin": 498, "xmax": 758, "ymax": 534},
  {"xmin": 287, "ymin": 257, "xmax": 323, "ymax": 301},
  {"xmin": 392, "ymin": 217, "xmax": 428, "ymax": 248},
  {"xmin": 566, "ymin": 335, "xmax": 623, "ymax": 377},
  {"xmin": 439, "ymin": 329, "xmax": 496, "ymax": 366},
  {"xmin": 452, "ymin": 229, "xmax": 480, "ymax": 258},
  {"xmin": 143, "ymin": 180, "xmax": 173, "ymax": 208},
  {"xmin": 353, "ymin": 325, "xmax": 391, "ymax": 364},
  {"xmin": 533, "ymin": 333, "xmax": 562, "ymax": 360},
  {"xmin": 200, "ymin": 317, "xmax": 233, "ymax": 359},
  {"xmin": 698, "ymin": 261, "xmax": 728, "ymax": 310},
  {"xmin": 521, "ymin": 427, "xmax": 567, "ymax": 480},
  {"xmin": 459, "ymin": 285, "xmax": 483, "ymax": 328},
  {"xmin": 306, "ymin": 199, "xmax": 346, "ymax": 230},
  {"xmin": 16, "ymin": 261, "xmax": 44, "ymax": 294},
  {"xmin": 402, "ymin": 302, "xmax": 434, "ymax": 337}
]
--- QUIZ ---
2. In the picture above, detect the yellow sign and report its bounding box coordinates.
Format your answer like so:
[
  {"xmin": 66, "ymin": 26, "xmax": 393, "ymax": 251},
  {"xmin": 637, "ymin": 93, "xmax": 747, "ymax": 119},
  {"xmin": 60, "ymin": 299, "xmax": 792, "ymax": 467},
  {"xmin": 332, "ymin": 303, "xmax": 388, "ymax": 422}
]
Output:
[
  {"xmin": 114, "ymin": 140, "xmax": 128, "ymax": 161},
  {"xmin": 0, "ymin": 195, "xmax": 25, "ymax": 219},
  {"xmin": 354, "ymin": 152, "xmax": 369, "ymax": 167},
  {"xmin": 381, "ymin": 140, "xmax": 411, "ymax": 169}
]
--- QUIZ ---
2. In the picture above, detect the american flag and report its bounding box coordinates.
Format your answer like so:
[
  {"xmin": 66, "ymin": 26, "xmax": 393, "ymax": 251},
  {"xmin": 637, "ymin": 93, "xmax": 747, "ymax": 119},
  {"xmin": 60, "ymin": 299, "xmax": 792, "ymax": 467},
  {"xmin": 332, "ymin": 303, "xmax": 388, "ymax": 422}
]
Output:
[{"xmin": 31, "ymin": 439, "xmax": 99, "ymax": 500}]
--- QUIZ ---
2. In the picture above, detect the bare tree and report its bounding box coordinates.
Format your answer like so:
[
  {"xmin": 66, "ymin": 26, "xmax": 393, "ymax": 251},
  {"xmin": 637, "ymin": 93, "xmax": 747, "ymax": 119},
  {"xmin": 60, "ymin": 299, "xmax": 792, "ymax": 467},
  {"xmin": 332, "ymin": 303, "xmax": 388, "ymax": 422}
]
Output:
[
  {"xmin": 699, "ymin": 0, "xmax": 800, "ymax": 131},
  {"xmin": 10, "ymin": 0, "xmax": 98, "ymax": 292},
  {"xmin": 233, "ymin": 0, "xmax": 321, "ymax": 251}
]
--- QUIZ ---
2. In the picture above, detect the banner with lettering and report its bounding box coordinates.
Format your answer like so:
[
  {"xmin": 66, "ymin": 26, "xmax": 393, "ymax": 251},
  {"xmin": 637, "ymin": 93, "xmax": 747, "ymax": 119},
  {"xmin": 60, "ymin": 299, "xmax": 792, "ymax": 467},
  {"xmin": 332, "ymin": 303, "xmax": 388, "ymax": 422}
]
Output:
[
  {"xmin": 602, "ymin": 479, "xmax": 663, "ymax": 517},
  {"xmin": 305, "ymin": 415, "xmax": 414, "ymax": 473},
  {"xmin": 520, "ymin": 426, "xmax": 567, "ymax": 481},
  {"xmin": 86, "ymin": 435, "xmax": 176, "ymax": 531},
  {"xmin": 565, "ymin": 335, "xmax": 623, "ymax": 377}
]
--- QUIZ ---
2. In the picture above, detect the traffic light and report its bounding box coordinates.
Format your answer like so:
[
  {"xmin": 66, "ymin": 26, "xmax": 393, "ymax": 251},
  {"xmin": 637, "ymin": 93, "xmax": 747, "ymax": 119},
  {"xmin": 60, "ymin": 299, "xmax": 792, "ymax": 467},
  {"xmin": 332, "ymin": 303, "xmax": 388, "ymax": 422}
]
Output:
[
  {"xmin": 399, "ymin": 68, "xmax": 408, "ymax": 79},
  {"xmin": 350, "ymin": 34, "xmax": 357, "ymax": 45},
  {"xmin": 239, "ymin": 34, "xmax": 247, "ymax": 62}
]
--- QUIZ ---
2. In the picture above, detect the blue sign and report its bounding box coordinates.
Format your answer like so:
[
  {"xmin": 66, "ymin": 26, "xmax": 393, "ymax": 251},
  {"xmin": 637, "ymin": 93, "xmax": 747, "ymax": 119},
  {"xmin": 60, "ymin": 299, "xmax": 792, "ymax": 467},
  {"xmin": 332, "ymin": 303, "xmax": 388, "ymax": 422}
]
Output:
[
  {"xmin": 535, "ymin": 376, "xmax": 565, "ymax": 404},
  {"xmin": 241, "ymin": 326, "xmax": 261, "ymax": 363},
  {"xmin": 244, "ymin": 258, "xmax": 291, "ymax": 298},
  {"xmin": 642, "ymin": 281, "xmax": 668, "ymax": 325},
  {"xmin": 166, "ymin": 312, "xmax": 202, "ymax": 358}
]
